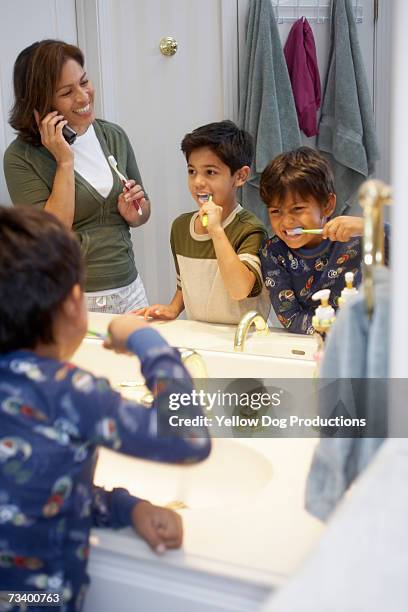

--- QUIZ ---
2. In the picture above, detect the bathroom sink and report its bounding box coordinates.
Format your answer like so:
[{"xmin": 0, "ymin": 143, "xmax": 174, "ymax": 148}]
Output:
[
  {"xmin": 94, "ymin": 439, "xmax": 273, "ymax": 510},
  {"xmin": 72, "ymin": 338, "xmax": 316, "ymax": 385}
]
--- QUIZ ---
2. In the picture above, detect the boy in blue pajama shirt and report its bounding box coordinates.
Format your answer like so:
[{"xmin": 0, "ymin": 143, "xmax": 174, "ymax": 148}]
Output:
[
  {"xmin": 259, "ymin": 148, "xmax": 389, "ymax": 334},
  {"xmin": 0, "ymin": 207, "xmax": 211, "ymax": 611}
]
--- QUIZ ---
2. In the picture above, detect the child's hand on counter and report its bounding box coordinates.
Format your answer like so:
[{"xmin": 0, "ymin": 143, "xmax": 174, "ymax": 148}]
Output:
[
  {"xmin": 132, "ymin": 304, "xmax": 179, "ymax": 321},
  {"xmin": 131, "ymin": 501, "xmax": 183, "ymax": 554},
  {"xmin": 322, "ymin": 216, "xmax": 364, "ymax": 242},
  {"xmin": 103, "ymin": 314, "xmax": 148, "ymax": 354}
]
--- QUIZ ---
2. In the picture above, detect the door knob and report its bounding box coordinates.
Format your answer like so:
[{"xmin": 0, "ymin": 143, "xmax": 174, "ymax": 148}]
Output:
[{"xmin": 159, "ymin": 36, "xmax": 178, "ymax": 56}]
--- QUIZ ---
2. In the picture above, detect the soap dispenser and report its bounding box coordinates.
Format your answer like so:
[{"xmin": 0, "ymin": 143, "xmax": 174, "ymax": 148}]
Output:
[
  {"xmin": 311, "ymin": 289, "xmax": 336, "ymax": 335},
  {"xmin": 338, "ymin": 271, "xmax": 358, "ymax": 307}
]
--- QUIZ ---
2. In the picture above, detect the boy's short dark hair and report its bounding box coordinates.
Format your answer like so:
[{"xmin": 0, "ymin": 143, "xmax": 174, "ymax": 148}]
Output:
[
  {"xmin": 260, "ymin": 147, "xmax": 335, "ymax": 208},
  {"xmin": 181, "ymin": 120, "xmax": 254, "ymax": 174},
  {"xmin": 0, "ymin": 206, "xmax": 84, "ymax": 353}
]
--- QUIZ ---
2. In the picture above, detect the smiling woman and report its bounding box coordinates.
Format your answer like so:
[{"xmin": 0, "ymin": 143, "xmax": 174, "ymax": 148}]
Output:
[{"xmin": 3, "ymin": 40, "xmax": 151, "ymax": 314}]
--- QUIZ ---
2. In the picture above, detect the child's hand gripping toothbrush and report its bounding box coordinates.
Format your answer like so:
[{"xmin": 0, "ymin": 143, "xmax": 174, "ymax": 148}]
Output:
[
  {"xmin": 198, "ymin": 194, "xmax": 213, "ymax": 227},
  {"xmin": 108, "ymin": 155, "xmax": 143, "ymax": 216}
]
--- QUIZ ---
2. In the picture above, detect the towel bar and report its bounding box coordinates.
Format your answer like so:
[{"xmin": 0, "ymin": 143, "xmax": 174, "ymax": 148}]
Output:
[{"xmin": 273, "ymin": 0, "xmax": 363, "ymax": 24}]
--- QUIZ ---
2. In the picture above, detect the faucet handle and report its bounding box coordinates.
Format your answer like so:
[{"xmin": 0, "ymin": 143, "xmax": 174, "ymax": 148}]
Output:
[{"xmin": 311, "ymin": 289, "xmax": 335, "ymax": 335}]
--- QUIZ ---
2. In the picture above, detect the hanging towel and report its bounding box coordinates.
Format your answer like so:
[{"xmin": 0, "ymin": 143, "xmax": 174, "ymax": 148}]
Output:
[
  {"xmin": 317, "ymin": 0, "xmax": 379, "ymax": 216},
  {"xmin": 239, "ymin": 0, "xmax": 302, "ymax": 227},
  {"xmin": 284, "ymin": 17, "xmax": 321, "ymax": 137},
  {"xmin": 305, "ymin": 266, "xmax": 389, "ymax": 521}
]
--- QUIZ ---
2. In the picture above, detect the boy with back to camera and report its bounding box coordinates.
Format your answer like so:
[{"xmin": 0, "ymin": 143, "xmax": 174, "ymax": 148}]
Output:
[
  {"xmin": 259, "ymin": 147, "xmax": 389, "ymax": 334},
  {"xmin": 135, "ymin": 120, "xmax": 270, "ymax": 324},
  {"xmin": 0, "ymin": 207, "xmax": 210, "ymax": 611}
]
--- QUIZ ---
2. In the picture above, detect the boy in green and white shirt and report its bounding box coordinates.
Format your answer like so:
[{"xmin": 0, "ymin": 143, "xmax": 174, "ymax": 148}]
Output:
[{"xmin": 135, "ymin": 121, "xmax": 270, "ymax": 324}]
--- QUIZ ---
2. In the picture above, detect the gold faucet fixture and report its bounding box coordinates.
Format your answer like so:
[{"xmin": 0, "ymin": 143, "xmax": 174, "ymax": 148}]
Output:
[{"xmin": 234, "ymin": 311, "xmax": 270, "ymax": 352}]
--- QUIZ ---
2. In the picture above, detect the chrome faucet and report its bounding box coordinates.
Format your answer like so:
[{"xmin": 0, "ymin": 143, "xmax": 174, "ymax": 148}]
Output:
[{"xmin": 234, "ymin": 310, "xmax": 270, "ymax": 352}]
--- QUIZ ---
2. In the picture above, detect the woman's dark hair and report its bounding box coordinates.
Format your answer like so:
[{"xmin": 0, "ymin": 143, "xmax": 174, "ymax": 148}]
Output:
[
  {"xmin": 9, "ymin": 39, "xmax": 84, "ymax": 145},
  {"xmin": 181, "ymin": 120, "xmax": 254, "ymax": 174},
  {"xmin": 260, "ymin": 147, "xmax": 335, "ymax": 208},
  {"xmin": 0, "ymin": 206, "xmax": 84, "ymax": 353}
]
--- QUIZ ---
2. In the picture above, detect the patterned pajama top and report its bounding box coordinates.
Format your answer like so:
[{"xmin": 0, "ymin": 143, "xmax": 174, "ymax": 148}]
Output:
[{"xmin": 0, "ymin": 328, "xmax": 210, "ymax": 611}]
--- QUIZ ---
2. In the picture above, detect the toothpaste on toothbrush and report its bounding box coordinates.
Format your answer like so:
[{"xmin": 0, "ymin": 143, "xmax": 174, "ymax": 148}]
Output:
[{"xmin": 198, "ymin": 194, "xmax": 212, "ymax": 227}]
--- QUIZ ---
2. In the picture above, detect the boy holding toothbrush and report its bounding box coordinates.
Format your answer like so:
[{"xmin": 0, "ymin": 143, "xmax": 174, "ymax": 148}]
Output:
[
  {"xmin": 259, "ymin": 147, "xmax": 389, "ymax": 334},
  {"xmin": 0, "ymin": 206, "xmax": 210, "ymax": 610},
  {"xmin": 135, "ymin": 121, "xmax": 270, "ymax": 324}
]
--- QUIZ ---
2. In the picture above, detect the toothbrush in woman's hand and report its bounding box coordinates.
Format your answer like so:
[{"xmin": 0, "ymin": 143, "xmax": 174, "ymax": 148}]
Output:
[
  {"xmin": 198, "ymin": 194, "xmax": 213, "ymax": 227},
  {"xmin": 108, "ymin": 155, "xmax": 143, "ymax": 216}
]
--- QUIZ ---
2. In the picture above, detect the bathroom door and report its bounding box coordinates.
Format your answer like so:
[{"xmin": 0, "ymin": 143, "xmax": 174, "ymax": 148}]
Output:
[
  {"xmin": 76, "ymin": 0, "xmax": 231, "ymax": 305},
  {"xmin": 0, "ymin": 0, "xmax": 78, "ymax": 204}
]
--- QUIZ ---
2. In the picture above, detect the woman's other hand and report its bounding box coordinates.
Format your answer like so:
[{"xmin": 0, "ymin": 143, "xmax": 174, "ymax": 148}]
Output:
[{"xmin": 34, "ymin": 109, "xmax": 73, "ymax": 165}]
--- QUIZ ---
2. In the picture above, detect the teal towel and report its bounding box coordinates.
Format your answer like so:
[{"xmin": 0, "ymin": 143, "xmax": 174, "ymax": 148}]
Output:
[
  {"xmin": 239, "ymin": 0, "xmax": 301, "ymax": 227},
  {"xmin": 317, "ymin": 0, "xmax": 380, "ymax": 215}
]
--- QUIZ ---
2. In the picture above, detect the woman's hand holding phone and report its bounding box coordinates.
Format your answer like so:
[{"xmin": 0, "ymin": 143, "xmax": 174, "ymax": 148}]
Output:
[{"xmin": 34, "ymin": 109, "xmax": 74, "ymax": 165}]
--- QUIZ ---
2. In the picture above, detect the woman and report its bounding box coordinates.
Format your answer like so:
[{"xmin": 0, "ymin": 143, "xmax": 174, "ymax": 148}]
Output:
[{"xmin": 4, "ymin": 39, "xmax": 150, "ymax": 313}]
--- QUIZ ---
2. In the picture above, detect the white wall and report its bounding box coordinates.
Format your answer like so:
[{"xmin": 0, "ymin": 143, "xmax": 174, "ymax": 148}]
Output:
[{"xmin": 0, "ymin": 0, "xmax": 77, "ymax": 204}]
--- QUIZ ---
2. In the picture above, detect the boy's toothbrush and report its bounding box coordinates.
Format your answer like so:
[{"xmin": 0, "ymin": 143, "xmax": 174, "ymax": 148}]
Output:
[
  {"xmin": 86, "ymin": 329, "xmax": 108, "ymax": 340},
  {"xmin": 198, "ymin": 194, "xmax": 212, "ymax": 227},
  {"xmin": 108, "ymin": 155, "xmax": 143, "ymax": 216},
  {"xmin": 287, "ymin": 227, "xmax": 323, "ymax": 236},
  {"xmin": 287, "ymin": 227, "xmax": 360, "ymax": 238}
]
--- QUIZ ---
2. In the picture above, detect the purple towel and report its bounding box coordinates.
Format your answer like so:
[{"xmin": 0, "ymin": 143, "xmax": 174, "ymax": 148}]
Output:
[{"xmin": 284, "ymin": 18, "xmax": 321, "ymax": 137}]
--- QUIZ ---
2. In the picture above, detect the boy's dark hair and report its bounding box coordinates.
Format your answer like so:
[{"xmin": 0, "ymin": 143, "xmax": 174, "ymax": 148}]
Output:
[
  {"xmin": 9, "ymin": 39, "xmax": 84, "ymax": 146},
  {"xmin": 260, "ymin": 147, "xmax": 335, "ymax": 207},
  {"xmin": 181, "ymin": 120, "xmax": 254, "ymax": 174},
  {"xmin": 0, "ymin": 206, "xmax": 84, "ymax": 353}
]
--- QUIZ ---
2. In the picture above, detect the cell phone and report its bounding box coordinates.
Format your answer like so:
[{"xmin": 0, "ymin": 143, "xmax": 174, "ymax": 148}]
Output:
[{"xmin": 62, "ymin": 124, "xmax": 77, "ymax": 145}]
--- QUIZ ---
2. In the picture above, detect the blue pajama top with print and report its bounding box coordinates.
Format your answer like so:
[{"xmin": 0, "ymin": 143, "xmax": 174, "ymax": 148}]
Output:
[
  {"xmin": 260, "ymin": 226, "xmax": 390, "ymax": 334},
  {"xmin": 0, "ymin": 328, "xmax": 210, "ymax": 611}
]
